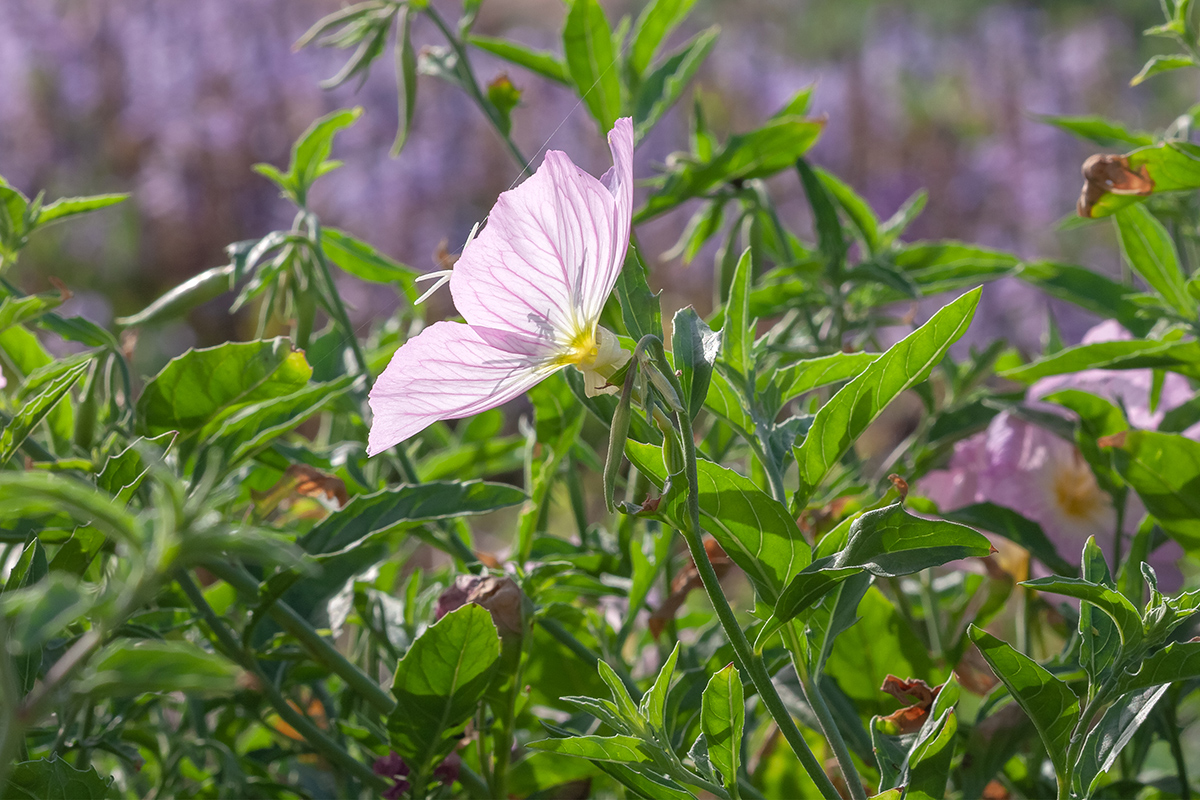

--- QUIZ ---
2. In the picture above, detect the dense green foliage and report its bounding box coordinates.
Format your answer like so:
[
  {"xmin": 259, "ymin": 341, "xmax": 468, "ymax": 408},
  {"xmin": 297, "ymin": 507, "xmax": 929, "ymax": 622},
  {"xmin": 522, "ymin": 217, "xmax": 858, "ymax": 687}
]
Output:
[{"xmin": 4, "ymin": 1, "xmax": 1200, "ymax": 799}]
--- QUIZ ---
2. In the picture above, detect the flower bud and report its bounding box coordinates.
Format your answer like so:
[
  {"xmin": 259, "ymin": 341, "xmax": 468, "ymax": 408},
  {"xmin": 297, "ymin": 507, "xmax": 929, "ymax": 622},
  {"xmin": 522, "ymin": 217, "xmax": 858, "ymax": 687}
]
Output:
[{"xmin": 435, "ymin": 574, "xmax": 525, "ymax": 640}]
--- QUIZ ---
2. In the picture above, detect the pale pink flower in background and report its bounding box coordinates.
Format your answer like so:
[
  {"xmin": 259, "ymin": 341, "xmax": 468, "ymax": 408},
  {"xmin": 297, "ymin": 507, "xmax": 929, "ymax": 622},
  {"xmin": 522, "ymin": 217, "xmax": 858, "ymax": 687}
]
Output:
[
  {"xmin": 922, "ymin": 320, "xmax": 1194, "ymax": 588},
  {"xmin": 367, "ymin": 118, "xmax": 634, "ymax": 455}
]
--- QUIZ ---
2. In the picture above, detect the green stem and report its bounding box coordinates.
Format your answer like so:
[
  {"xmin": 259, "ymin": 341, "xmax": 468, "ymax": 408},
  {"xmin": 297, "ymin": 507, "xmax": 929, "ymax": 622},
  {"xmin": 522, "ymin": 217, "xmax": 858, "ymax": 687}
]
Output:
[
  {"xmin": 202, "ymin": 559, "xmax": 396, "ymax": 717},
  {"xmin": 919, "ymin": 570, "xmax": 944, "ymax": 662},
  {"xmin": 643, "ymin": 339, "xmax": 841, "ymax": 800},
  {"xmin": 424, "ymin": 6, "xmax": 531, "ymax": 175},
  {"xmin": 782, "ymin": 625, "xmax": 867, "ymax": 800},
  {"xmin": 304, "ymin": 215, "xmax": 370, "ymax": 382},
  {"xmin": 0, "ymin": 621, "xmax": 24, "ymax": 791},
  {"xmin": 177, "ymin": 572, "xmax": 389, "ymax": 791}
]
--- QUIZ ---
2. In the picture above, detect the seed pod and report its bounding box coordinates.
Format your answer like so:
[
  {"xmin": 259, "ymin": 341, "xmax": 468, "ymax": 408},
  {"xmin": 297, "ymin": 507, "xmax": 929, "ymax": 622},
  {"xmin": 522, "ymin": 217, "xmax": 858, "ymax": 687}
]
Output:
[{"xmin": 604, "ymin": 357, "xmax": 638, "ymax": 513}]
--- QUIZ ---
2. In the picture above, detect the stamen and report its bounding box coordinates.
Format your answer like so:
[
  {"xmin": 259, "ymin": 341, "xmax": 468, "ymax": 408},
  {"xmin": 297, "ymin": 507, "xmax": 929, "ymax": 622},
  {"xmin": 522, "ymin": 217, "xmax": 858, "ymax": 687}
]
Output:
[{"xmin": 413, "ymin": 270, "xmax": 453, "ymax": 305}]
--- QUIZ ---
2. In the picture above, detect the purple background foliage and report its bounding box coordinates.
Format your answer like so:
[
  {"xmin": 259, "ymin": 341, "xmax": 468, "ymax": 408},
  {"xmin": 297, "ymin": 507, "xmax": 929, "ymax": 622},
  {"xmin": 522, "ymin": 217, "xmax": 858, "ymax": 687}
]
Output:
[{"xmin": 0, "ymin": 0, "xmax": 1192, "ymax": 369}]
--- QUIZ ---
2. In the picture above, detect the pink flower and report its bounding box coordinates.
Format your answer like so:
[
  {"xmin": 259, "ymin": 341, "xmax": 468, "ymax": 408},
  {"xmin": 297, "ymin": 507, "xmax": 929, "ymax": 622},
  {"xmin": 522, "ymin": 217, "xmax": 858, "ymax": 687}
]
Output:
[
  {"xmin": 367, "ymin": 118, "xmax": 635, "ymax": 455},
  {"xmin": 921, "ymin": 320, "xmax": 1191, "ymax": 588}
]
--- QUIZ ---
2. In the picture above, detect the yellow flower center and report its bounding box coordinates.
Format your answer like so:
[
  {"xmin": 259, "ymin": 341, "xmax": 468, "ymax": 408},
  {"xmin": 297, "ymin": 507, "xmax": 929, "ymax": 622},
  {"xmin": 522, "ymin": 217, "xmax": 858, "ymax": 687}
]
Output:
[
  {"xmin": 1052, "ymin": 453, "xmax": 1108, "ymax": 521},
  {"xmin": 556, "ymin": 324, "xmax": 630, "ymax": 396}
]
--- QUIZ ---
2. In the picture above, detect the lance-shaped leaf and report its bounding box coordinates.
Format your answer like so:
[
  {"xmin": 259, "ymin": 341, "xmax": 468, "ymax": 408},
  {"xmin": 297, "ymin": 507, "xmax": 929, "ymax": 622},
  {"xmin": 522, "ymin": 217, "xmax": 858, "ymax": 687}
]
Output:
[
  {"xmin": 701, "ymin": 664, "xmax": 744, "ymax": 793},
  {"xmin": 1021, "ymin": 576, "xmax": 1142, "ymax": 655},
  {"xmin": 1002, "ymin": 337, "xmax": 1200, "ymax": 382},
  {"xmin": 1017, "ymin": 261, "xmax": 1150, "ymax": 336},
  {"xmin": 527, "ymin": 734, "xmax": 652, "ymax": 764},
  {"xmin": 1103, "ymin": 429, "xmax": 1200, "ymax": 551},
  {"xmin": 468, "ymin": 36, "xmax": 570, "ymax": 85},
  {"xmin": 138, "ymin": 338, "xmax": 312, "ymax": 436},
  {"xmin": 778, "ymin": 351, "xmax": 878, "ymax": 404},
  {"xmin": 1114, "ymin": 204, "xmax": 1194, "ymax": 317},
  {"xmin": 628, "ymin": 0, "xmax": 698, "ymax": 77},
  {"xmin": 301, "ymin": 481, "xmax": 526, "ymax": 556},
  {"xmin": 563, "ymin": 0, "xmax": 620, "ymax": 130},
  {"xmin": 388, "ymin": 604, "xmax": 501, "ymax": 777},
  {"xmin": 1077, "ymin": 538, "xmax": 1120, "ymax": 686},
  {"xmin": 764, "ymin": 504, "xmax": 991, "ymax": 639},
  {"xmin": 0, "ymin": 360, "xmax": 87, "ymax": 466},
  {"xmin": 1117, "ymin": 641, "xmax": 1200, "ymax": 693},
  {"xmin": 626, "ymin": 441, "xmax": 809, "ymax": 603},
  {"xmin": 253, "ymin": 107, "xmax": 362, "ymax": 205},
  {"xmin": 633, "ymin": 26, "xmax": 719, "ymax": 141},
  {"xmin": 722, "ymin": 248, "xmax": 753, "ymax": 380},
  {"xmin": 639, "ymin": 642, "xmax": 681, "ymax": 731},
  {"xmin": 968, "ymin": 626, "xmax": 1080, "ymax": 780},
  {"xmin": 1073, "ymin": 684, "xmax": 1169, "ymax": 798},
  {"xmin": 796, "ymin": 288, "xmax": 980, "ymax": 504}
]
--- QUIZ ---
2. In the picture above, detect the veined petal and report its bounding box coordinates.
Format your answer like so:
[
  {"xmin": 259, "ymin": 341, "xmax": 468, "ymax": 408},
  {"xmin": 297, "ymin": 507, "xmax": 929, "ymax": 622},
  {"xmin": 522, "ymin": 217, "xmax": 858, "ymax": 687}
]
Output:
[
  {"xmin": 450, "ymin": 117, "xmax": 634, "ymax": 345},
  {"xmin": 367, "ymin": 321, "xmax": 557, "ymax": 454}
]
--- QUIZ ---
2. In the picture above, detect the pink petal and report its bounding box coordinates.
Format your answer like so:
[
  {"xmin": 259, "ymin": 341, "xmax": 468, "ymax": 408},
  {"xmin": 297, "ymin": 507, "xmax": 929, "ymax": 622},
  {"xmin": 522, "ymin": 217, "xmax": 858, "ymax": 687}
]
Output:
[
  {"xmin": 367, "ymin": 321, "xmax": 557, "ymax": 454},
  {"xmin": 450, "ymin": 118, "xmax": 634, "ymax": 343}
]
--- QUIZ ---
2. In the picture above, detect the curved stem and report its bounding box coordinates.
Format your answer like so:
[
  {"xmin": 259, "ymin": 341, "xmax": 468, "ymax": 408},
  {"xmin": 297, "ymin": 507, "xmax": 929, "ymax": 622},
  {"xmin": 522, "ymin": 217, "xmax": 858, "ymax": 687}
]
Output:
[
  {"xmin": 303, "ymin": 215, "xmax": 370, "ymax": 382},
  {"xmin": 642, "ymin": 339, "xmax": 841, "ymax": 800},
  {"xmin": 202, "ymin": 559, "xmax": 396, "ymax": 717},
  {"xmin": 424, "ymin": 6, "xmax": 531, "ymax": 175},
  {"xmin": 178, "ymin": 572, "xmax": 389, "ymax": 791}
]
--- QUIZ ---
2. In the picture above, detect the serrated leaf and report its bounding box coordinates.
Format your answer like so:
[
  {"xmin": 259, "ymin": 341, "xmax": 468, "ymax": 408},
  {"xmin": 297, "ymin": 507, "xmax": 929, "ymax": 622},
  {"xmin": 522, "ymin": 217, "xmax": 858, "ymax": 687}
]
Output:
[
  {"xmin": 388, "ymin": 604, "xmax": 501, "ymax": 777},
  {"xmin": 3, "ymin": 755, "xmax": 112, "ymax": 800},
  {"xmin": 0, "ymin": 360, "xmax": 87, "ymax": 466}
]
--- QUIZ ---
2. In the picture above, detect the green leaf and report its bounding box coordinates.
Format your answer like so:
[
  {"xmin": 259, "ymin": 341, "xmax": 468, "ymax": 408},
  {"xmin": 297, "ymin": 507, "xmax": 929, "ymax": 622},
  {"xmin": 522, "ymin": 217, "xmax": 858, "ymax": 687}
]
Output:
[
  {"xmin": 797, "ymin": 159, "xmax": 846, "ymax": 277},
  {"xmin": 941, "ymin": 503, "xmax": 1075, "ymax": 576},
  {"xmin": 1021, "ymin": 576, "xmax": 1142, "ymax": 652},
  {"xmin": 321, "ymin": 228, "xmax": 416, "ymax": 292},
  {"xmin": 254, "ymin": 107, "xmax": 362, "ymax": 205},
  {"xmin": 201, "ymin": 375, "xmax": 356, "ymax": 466},
  {"xmin": 527, "ymin": 734, "xmax": 652, "ymax": 764},
  {"xmin": 701, "ymin": 663, "xmax": 744, "ymax": 792},
  {"xmin": 1105, "ymin": 429, "xmax": 1200, "ymax": 551},
  {"xmin": 638, "ymin": 642, "xmax": 680, "ymax": 731},
  {"xmin": 1118, "ymin": 641, "xmax": 1200, "ymax": 692},
  {"xmin": 0, "ymin": 360, "xmax": 88, "ymax": 466},
  {"xmin": 796, "ymin": 288, "xmax": 980, "ymax": 503},
  {"xmin": 632, "ymin": 26, "xmax": 718, "ymax": 141},
  {"xmin": 301, "ymin": 481, "xmax": 525, "ymax": 557},
  {"xmin": 1073, "ymin": 684, "xmax": 1168, "ymax": 797},
  {"xmin": 722, "ymin": 248, "xmax": 753, "ymax": 380},
  {"xmin": 34, "ymin": 193, "xmax": 128, "ymax": 228},
  {"xmin": 563, "ymin": 0, "xmax": 620, "ymax": 130},
  {"xmin": 672, "ymin": 307, "xmax": 719, "ymax": 422},
  {"xmin": 626, "ymin": 441, "xmax": 810, "ymax": 603},
  {"xmin": 3, "ymin": 755, "xmax": 112, "ymax": 800},
  {"xmin": 1114, "ymin": 204, "xmax": 1194, "ymax": 316},
  {"xmin": 137, "ymin": 338, "xmax": 312, "ymax": 436},
  {"xmin": 79, "ymin": 639, "xmax": 241, "ymax": 697},
  {"xmin": 1077, "ymin": 537, "xmax": 1120, "ymax": 686},
  {"xmin": 887, "ymin": 241, "xmax": 1019, "ymax": 295},
  {"xmin": 816, "ymin": 167, "xmax": 880, "ymax": 253},
  {"xmin": 1033, "ymin": 114, "xmax": 1154, "ymax": 148},
  {"xmin": 968, "ymin": 626, "xmax": 1080, "ymax": 780},
  {"xmin": 1001, "ymin": 338, "xmax": 1200, "ymax": 382},
  {"xmin": 767, "ymin": 504, "xmax": 991, "ymax": 635},
  {"xmin": 637, "ymin": 118, "xmax": 825, "ymax": 221},
  {"xmin": 468, "ymin": 35, "xmax": 570, "ymax": 85},
  {"xmin": 1130, "ymin": 54, "xmax": 1198, "ymax": 85},
  {"xmin": 905, "ymin": 709, "xmax": 958, "ymax": 800},
  {"xmin": 0, "ymin": 573, "xmax": 93, "ymax": 653},
  {"xmin": 0, "ymin": 473, "xmax": 139, "ymax": 549},
  {"xmin": 779, "ymin": 351, "xmax": 878, "ymax": 404},
  {"xmin": 628, "ymin": 0, "xmax": 698, "ymax": 77},
  {"xmin": 388, "ymin": 604, "xmax": 501, "ymax": 776},
  {"xmin": 391, "ymin": 7, "xmax": 418, "ymax": 156},
  {"xmin": 615, "ymin": 246, "xmax": 663, "ymax": 342},
  {"xmin": 95, "ymin": 432, "xmax": 175, "ymax": 502},
  {"xmin": 0, "ymin": 292, "xmax": 64, "ymax": 333},
  {"xmin": 1017, "ymin": 261, "xmax": 1150, "ymax": 337}
]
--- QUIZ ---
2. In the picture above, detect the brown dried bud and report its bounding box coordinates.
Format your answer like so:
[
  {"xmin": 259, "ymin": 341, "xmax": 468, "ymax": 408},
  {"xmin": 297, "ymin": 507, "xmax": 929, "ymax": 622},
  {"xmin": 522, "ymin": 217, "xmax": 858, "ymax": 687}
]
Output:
[
  {"xmin": 1077, "ymin": 154, "xmax": 1153, "ymax": 218},
  {"xmin": 435, "ymin": 574, "xmax": 525, "ymax": 639}
]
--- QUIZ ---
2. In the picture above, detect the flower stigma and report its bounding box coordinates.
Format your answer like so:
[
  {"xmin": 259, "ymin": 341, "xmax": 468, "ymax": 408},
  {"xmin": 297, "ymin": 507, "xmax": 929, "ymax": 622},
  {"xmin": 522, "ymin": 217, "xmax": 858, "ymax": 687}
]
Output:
[{"xmin": 559, "ymin": 324, "xmax": 630, "ymax": 397}]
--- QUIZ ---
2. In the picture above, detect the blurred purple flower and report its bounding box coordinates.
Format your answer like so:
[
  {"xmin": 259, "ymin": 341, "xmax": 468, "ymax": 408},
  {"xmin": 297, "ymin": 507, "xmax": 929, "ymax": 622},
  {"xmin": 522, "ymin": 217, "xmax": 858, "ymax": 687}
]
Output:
[
  {"xmin": 921, "ymin": 321, "xmax": 1191, "ymax": 587},
  {"xmin": 433, "ymin": 752, "xmax": 461, "ymax": 785}
]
